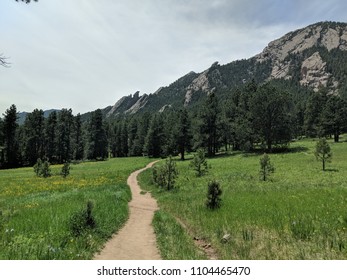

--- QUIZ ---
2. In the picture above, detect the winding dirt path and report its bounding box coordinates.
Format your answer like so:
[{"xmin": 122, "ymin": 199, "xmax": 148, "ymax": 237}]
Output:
[{"xmin": 94, "ymin": 161, "xmax": 161, "ymax": 260}]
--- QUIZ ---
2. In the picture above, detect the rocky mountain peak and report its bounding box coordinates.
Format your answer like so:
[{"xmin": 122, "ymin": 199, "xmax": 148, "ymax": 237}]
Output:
[
  {"xmin": 255, "ymin": 22, "xmax": 347, "ymax": 92},
  {"xmin": 257, "ymin": 22, "xmax": 347, "ymax": 63}
]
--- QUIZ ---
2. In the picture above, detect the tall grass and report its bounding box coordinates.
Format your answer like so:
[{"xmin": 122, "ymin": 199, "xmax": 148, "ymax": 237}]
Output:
[
  {"xmin": 139, "ymin": 138, "xmax": 347, "ymax": 259},
  {"xmin": 0, "ymin": 157, "xmax": 152, "ymax": 259}
]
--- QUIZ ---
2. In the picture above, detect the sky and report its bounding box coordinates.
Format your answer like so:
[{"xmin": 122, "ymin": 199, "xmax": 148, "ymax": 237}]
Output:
[{"xmin": 1, "ymin": 0, "xmax": 347, "ymax": 115}]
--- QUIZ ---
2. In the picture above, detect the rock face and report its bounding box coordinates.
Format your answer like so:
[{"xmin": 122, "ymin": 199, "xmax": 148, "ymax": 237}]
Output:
[
  {"xmin": 256, "ymin": 22, "xmax": 347, "ymax": 92},
  {"xmin": 300, "ymin": 52, "xmax": 333, "ymax": 91},
  {"xmin": 125, "ymin": 94, "xmax": 149, "ymax": 114},
  {"xmin": 102, "ymin": 22, "xmax": 347, "ymax": 118},
  {"xmin": 184, "ymin": 62, "xmax": 225, "ymax": 106},
  {"xmin": 106, "ymin": 91, "xmax": 141, "ymax": 117}
]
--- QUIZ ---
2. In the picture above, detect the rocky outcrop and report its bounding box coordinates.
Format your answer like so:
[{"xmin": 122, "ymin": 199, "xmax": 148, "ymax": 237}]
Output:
[
  {"xmin": 300, "ymin": 52, "xmax": 334, "ymax": 91},
  {"xmin": 107, "ymin": 91, "xmax": 141, "ymax": 117},
  {"xmin": 184, "ymin": 62, "xmax": 225, "ymax": 106},
  {"xmin": 125, "ymin": 94, "xmax": 149, "ymax": 114},
  {"xmin": 256, "ymin": 22, "xmax": 347, "ymax": 92},
  {"xmin": 159, "ymin": 104, "xmax": 172, "ymax": 113}
]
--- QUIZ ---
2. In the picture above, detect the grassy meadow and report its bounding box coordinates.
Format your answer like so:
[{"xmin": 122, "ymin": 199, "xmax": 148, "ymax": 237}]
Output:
[
  {"xmin": 139, "ymin": 137, "xmax": 347, "ymax": 259},
  {"xmin": 0, "ymin": 157, "xmax": 152, "ymax": 260}
]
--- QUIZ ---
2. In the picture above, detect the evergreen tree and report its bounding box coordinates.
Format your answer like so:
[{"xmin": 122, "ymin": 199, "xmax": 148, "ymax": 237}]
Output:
[
  {"xmin": 130, "ymin": 113, "xmax": 150, "ymax": 156},
  {"xmin": 250, "ymin": 83, "xmax": 292, "ymax": 151},
  {"xmin": 57, "ymin": 109, "xmax": 74, "ymax": 163},
  {"xmin": 127, "ymin": 117, "xmax": 138, "ymax": 156},
  {"xmin": 73, "ymin": 113, "xmax": 84, "ymax": 160},
  {"xmin": 304, "ymin": 90, "xmax": 327, "ymax": 137},
  {"xmin": 61, "ymin": 161, "xmax": 71, "ymax": 178},
  {"xmin": 144, "ymin": 114, "xmax": 164, "ymax": 157},
  {"xmin": 2, "ymin": 105, "xmax": 19, "ymax": 168},
  {"xmin": 177, "ymin": 108, "xmax": 192, "ymax": 160},
  {"xmin": 259, "ymin": 153, "xmax": 275, "ymax": 181},
  {"xmin": 0, "ymin": 118, "xmax": 4, "ymax": 167},
  {"xmin": 120, "ymin": 120, "xmax": 129, "ymax": 157},
  {"xmin": 87, "ymin": 109, "xmax": 108, "ymax": 160},
  {"xmin": 315, "ymin": 138, "xmax": 332, "ymax": 171},
  {"xmin": 44, "ymin": 111, "xmax": 58, "ymax": 162},
  {"xmin": 206, "ymin": 180, "xmax": 222, "ymax": 210},
  {"xmin": 196, "ymin": 92, "xmax": 220, "ymax": 157},
  {"xmin": 23, "ymin": 109, "xmax": 45, "ymax": 166},
  {"xmin": 152, "ymin": 156, "xmax": 178, "ymax": 191},
  {"xmin": 190, "ymin": 148, "xmax": 208, "ymax": 176},
  {"xmin": 320, "ymin": 95, "xmax": 347, "ymax": 142}
]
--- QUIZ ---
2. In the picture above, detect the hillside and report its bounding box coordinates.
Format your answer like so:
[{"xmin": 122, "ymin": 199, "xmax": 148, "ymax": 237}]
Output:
[{"xmin": 102, "ymin": 21, "xmax": 347, "ymax": 117}]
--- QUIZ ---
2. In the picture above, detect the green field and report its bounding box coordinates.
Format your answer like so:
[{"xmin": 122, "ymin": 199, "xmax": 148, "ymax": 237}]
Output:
[
  {"xmin": 0, "ymin": 157, "xmax": 152, "ymax": 260},
  {"xmin": 139, "ymin": 138, "xmax": 347, "ymax": 259}
]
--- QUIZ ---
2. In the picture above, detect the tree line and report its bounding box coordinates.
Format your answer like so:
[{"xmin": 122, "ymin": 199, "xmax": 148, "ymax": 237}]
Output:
[{"xmin": 1, "ymin": 80, "xmax": 347, "ymax": 169}]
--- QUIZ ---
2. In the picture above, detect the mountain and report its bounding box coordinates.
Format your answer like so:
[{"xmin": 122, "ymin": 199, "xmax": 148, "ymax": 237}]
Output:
[{"xmin": 100, "ymin": 21, "xmax": 347, "ymax": 117}]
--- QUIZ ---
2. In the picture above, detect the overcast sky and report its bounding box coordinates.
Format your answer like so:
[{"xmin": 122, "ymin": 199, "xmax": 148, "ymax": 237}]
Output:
[{"xmin": 1, "ymin": 0, "xmax": 347, "ymax": 115}]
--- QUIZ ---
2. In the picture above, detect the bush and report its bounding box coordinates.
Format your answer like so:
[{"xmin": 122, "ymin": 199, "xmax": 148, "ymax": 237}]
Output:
[
  {"xmin": 206, "ymin": 180, "xmax": 222, "ymax": 210},
  {"xmin": 259, "ymin": 153, "xmax": 274, "ymax": 181},
  {"xmin": 152, "ymin": 156, "xmax": 178, "ymax": 191},
  {"xmin": 69, "ymin": 201, "xmax": 96, "ymax": 237},
  {"xmin": 33, "ymin": 158, "xmax": 51, "ymax": 178},
  {"xmin": 190, "ymin": 148, "xmax": 208, "ymax": 177},
  {"xmin": 315, "ymin": 138, "xmax": 332, "ymax": 171},
  {"xmin": 61, "ymin": 162, "xmax": 71, "ymax": 178}
]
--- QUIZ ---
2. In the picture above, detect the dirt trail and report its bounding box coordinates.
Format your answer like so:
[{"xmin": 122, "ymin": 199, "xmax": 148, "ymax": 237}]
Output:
[{"xmin": 94, "ymin": 161, "xmax": 161, "ymax": 260}]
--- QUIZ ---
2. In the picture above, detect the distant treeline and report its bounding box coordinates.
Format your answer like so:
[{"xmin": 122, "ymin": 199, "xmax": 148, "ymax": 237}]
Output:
[{"xmin": 1, "ymin": 80, "xmax": 346, "ymax": 169}]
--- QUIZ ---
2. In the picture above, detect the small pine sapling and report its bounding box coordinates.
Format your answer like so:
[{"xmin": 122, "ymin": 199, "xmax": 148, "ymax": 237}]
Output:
[
  {"xmin": 190, "ymin": 148, "xmax": 208, "ymax": 177},
  {"xmin": 152, "ymin": 156, "xmax": 178, "ymax": 191},
  {"xmin": 206, "ymin": 180, "xmax": 222, "ymax": 210},
  {"xmin": 315, "ymin": 138, "xmax": 332, "ymax": 171},
  {"xmin": 259, "ymin": 153, "xmax": 274, "ymax": 181},
  {"xmin": 61, "ymin": 162, "xmax": 71, "ymax": 178}
]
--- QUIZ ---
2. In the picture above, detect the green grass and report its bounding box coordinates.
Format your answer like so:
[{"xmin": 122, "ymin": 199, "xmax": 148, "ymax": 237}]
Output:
[
  {"xmin": 0, "ymin": 157, "xmax": 152, "ymax": 260},
  {"xmin": 138, "ymin": 137, "xmax": 347, "ymax": 259}
]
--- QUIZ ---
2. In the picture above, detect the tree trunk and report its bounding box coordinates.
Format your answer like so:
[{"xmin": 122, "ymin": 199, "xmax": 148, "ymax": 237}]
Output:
[{"xmin": 334, "ymin": 132, "xmax": 339, "ymax": 143}]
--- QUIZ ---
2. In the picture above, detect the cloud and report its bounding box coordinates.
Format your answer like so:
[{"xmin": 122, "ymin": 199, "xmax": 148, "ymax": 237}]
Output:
[{"xmin": 1, "ymin": 0, "xmax": 347, "ymax": 115}]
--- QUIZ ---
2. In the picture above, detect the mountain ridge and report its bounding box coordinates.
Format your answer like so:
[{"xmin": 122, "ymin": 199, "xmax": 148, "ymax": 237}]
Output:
[
  {"xmin": 13, "ymin": 21, "xmax": 346, "ymax": 120},
  {"xmin": 99, "ymin": 21, "xmax": 347, "ymax": 118}
]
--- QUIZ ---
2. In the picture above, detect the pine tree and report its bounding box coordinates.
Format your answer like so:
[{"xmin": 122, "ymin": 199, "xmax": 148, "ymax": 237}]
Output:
[
  {"xmin": 177, "ymin": 108, "xmax": 192, "ymax": 160},
  {"xmin": 144, "ymin": 114, "xmax": 164, "ymax": 157},
  {"xmin": 251, "ymin": 83, "xmax": 292, "ymax": 151},
  {"xmin": 206, "ymin": 180, "xmax": 222, "ymax": 210},
  {"xmin": 315, "ymin": 138, "xmax": 332, "ymax": 171},
  {"xmin": 0, "ymin": 117, "xmax": 4, "ymax": 167},
  {"xmin": 2, "ymin": 105, "xmax": 19, "ymax": 168},
  {"xmin": 61, "ymin": 162, "xmax": 71, "ymax": 178},
  {"xmin": 87, "ymin": 109, "xmax": 108, "ymax": 160},
  {"xmin": 190, "ymin": 148, "xmax": 208, "ymax": 176},
  {"xmin": 152, "ymin": 156, "xmax": 178, "ymax": 191},
  {"xmin": 44, "ymin": 111, "xmax": 58, "ymax": 162},
  {"xmin": 320, "ymin": 95, "xmax": 347, "ymax": 142},
  {"xmin": 23, "ymin": 109, "xmax": 45, "ymax": 166},
  {"xmin": 304, "ymin": 90, "xmax": 327, "ymax": 137},
  {"xmin": 57, "ymin": 109, "xmax": 74, "ymax": 163},
  {"xmin": 259, "ymin": 153, "xmax": 275, "ymax": 181},
  {"xmin": 72, "ymin": 113, "xmax": 84, "ymax": 160},
  {"xmin": 196, "ymin": 92, "xmax": 220, "ymax": 157}
]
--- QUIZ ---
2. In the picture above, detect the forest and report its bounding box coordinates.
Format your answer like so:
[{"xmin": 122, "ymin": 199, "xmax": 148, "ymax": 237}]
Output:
[{"xmin": 1, "ymin": 79, "xmax": 347, "ymax": 170}]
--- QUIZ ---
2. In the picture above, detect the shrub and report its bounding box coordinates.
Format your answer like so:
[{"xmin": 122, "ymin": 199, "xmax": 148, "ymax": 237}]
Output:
[
  {"xmin": 33, "ymin": 158, "xmax": 51, "ymax": 178},
  {"xmin": 152, "ymin": 156, "xmax": 178, "ymax": 191},
  {"xmin": 259, "ymin": 153, "xmax": 274, "ymax": 181},
  {"xmin": 61, "ymin": 162, "xmax": 71, "ymax": 178},
  {"xmin": 190, "ymin": 148, "xmax": 208, "ymax": 177},
  {"xmin": 69, "ymin": 201, "xmax": 96, "ymax": 237},
  {"xmin": 206, "ymin": 180, "xmax": 222, "ymax": 210},
  {"xmin": 315, "ymin": 138, "xmax": 332, "ymax": 171}
]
